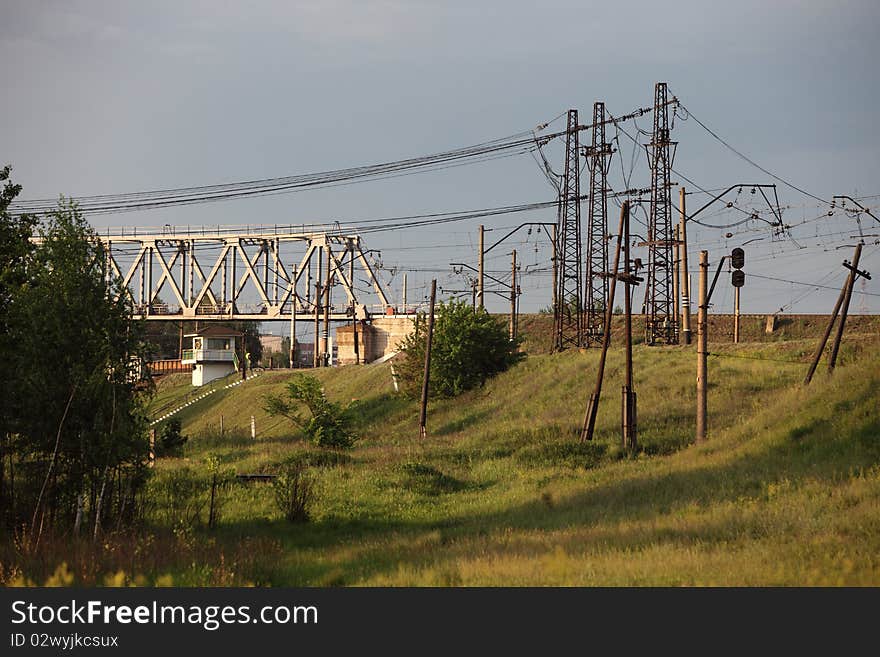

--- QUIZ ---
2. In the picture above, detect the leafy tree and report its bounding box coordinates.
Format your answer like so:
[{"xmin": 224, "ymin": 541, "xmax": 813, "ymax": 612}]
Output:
[
  {"xmin": 5, "ymin": 198, "xmax": 151, "ymax": 540},
  {"xmin": 263, "ymin": 374, "xmax": 357, "ymax": 449},
  {"xmin": 159, "ymin": 418, "xmax": 188, "ymax": 454},
  {"xmin": 0, "ymin": 166, "xmax": 37, "ymax": 524},
  {"xmin": 396, "ymin": 300, "xmax": 522, "ymax": 397}
]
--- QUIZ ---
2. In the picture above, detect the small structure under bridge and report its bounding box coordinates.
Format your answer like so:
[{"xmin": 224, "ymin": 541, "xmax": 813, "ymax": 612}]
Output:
[{"xmin": 97, "ymin": 225, "xmax": 399, "ymax": 322}]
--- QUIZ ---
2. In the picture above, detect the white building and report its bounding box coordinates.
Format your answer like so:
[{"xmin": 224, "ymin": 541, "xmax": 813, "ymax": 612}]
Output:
[{"xmin": 181, "ymin": 326, "xmax": 243, "ymax": 386}]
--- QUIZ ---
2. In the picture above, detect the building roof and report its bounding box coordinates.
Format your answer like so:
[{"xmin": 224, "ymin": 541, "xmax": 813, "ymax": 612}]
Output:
[{"xmin": 184, "ymin": 325, "xmax": 244, "ymax": 338}]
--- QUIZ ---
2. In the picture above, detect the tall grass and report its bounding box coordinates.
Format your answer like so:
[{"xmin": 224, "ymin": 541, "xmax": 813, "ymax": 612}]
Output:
[{"xmin": 6, "ymin": 329, "xmax": 880, "ymax": 586}]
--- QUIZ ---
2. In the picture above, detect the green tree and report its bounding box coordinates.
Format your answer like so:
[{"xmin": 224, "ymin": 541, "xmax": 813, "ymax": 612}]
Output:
[
  {"xmin": 6, "ymin": 198, "xmax": 151, "ymax": 540},
  {"xmin": 263, "ymin": 374, "xmax": 357, "ymax": 449},
  {"xmin": 0, "ymin": 166, "xmax": 38, "ymax": 524},
  {"xmin": 396, "ymin": 300, "xmax": 522, "ymax": 398}
]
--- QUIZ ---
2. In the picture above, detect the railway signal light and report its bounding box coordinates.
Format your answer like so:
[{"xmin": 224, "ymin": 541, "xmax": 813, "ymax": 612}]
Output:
[
  {"xmin": 731, "ymin": 247, "xmax": 745, "ymax": 270},
  {"xmin": 732, "ymin": 270, "xmax": 745, "ymax": 288}
]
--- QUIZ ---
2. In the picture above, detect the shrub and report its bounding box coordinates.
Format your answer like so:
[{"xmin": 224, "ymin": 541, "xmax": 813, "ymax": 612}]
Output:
[
  {"xmin": 159, "ymin": 418, "xmax": 187, "ymax": 454},
  {"xmin": 263, "ymin": 375, "xmax": 357, "ymax": 449},
  {"xmin": 272, "ymin": 463, "xmax": 317, "ymax": 523},
  {"xmin": 396, "ymin": 300, "xmax": 522, "ymax": 398}
]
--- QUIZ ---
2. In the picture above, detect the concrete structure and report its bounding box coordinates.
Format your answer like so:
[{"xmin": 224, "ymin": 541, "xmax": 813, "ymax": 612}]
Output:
[
  {"xmin": 336, "ymin": 316, "xmax": 415, "ymax": 365},
  {"xmin": 181, "ymin": 326, "xmax": 242, "ymax": 386}
]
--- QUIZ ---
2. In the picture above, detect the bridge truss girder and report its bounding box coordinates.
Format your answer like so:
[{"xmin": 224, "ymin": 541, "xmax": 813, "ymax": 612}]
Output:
[{"xmin": 99, "ymin": 229, "xmax": 392, "ymax": 322}]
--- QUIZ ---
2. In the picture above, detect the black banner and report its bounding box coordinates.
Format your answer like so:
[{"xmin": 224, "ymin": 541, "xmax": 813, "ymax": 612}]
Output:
[{"xmin": 0, "ymin": 587, "xmax": 875, "ymax": 654}]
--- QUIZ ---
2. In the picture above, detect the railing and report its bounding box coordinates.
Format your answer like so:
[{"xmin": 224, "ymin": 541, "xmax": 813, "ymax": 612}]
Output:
[{"xmin": 181, "ymin": 349, "xmax": 235, "ymax": 364}]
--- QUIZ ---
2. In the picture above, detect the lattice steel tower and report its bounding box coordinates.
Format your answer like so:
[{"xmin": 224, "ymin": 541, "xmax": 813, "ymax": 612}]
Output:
[
  {"xmin": 554, "ymin": 109, "xmax": 583, "ymax": 350},
  {"xmin": 584, "ymin": 101, "xmax": 612, "ymax": 344},
  {"xmin": 645, "ymin": 82, "xmax": 678, "ymax": 345}
]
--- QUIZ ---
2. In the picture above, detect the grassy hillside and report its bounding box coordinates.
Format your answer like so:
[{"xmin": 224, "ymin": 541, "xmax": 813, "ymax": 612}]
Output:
[{"xmin": 9, "ymin": 326, "xmax": 879, "ymax": 586}]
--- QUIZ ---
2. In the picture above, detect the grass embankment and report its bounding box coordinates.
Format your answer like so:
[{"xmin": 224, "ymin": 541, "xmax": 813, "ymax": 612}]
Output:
[{"xmin": 7, "ymin": 328, "xmax": 880, "ymax": 586}]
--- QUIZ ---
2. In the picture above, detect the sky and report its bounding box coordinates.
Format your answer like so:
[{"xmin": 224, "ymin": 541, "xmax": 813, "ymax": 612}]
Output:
[{"xmin": 3, "ymin": 0, "xmax": 879, "ymax": 321}]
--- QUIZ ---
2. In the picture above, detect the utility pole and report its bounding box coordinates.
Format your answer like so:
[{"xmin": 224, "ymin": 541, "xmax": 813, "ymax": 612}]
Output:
[
  {"xmin": 828, "ymin": 243, "xmax": 864, "ymax": 372},
  {"xmin": 804, "ymin": 284, "xmax": 848, "ymax": 385},
  {"xmin": 510, "ymin": 250, "xmax": 517, "ymax": 340},
  {"xmin": 313, "ymin": 246, "xmax": 321, "ymax": 368},
  {"xmin": 418, "ymin": 280, "xmax": 437, "ymax": 439},
  {"xmin": 581, "ymin": 202, "xmax": 627, "ymax": 442},
  {"xmin": 621, "ymin": 202, "xmax": 639, "ymax": 452},
  {"xmin": 696, "ymin": 250, "xmax": 708, "ymax": 443},
  {"xmin": 680, "ymin": 188, "xmax": 692, "ymax": 344},
  {"xmin": 289, "ymin": 265, "xmax": 297, "ymax": 368},
  {"xmin": 645, "ymin": 82, "xmax": 678, "ymax": 345},
  {"xmin": 551, "ymin": 223, "xmax": 558, "ymax": 328},
  {"xmin": 585, "ymin": 101, "xmax": 612, "ymax": 345},
  {"xmin": 323, "ymin": 244, "xmax": 331, "ymax": 366},
  {"xmin": 403, "ymin": 272, "xmax": 408, "ymax": 310},
  {"xmin": 554, "ymin": 109, "xmax": 583, "ymax": 350},
  {"xmin": 673, "ymin": 222, "xmax": 681, "ymax": 339},
  {"xmin": 477, "ymin": 225, "xmax": 485, "ymax": 310}
]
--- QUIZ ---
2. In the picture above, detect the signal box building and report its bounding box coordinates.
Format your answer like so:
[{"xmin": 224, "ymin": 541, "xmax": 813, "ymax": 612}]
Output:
[{"xmin": 181, "ymin": 326, "xmax": 243, "ymax": 386}]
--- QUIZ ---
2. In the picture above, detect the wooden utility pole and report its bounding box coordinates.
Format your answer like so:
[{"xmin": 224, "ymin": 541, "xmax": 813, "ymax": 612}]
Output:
[
  {"xmin": 622, "ymin": 202, "xmax": 638, "ymax": 452},
  {"xmin": 680, "ymin": 187, "xmax": 692, "ymax": 345},
  {"xmin": 696, "ymin": 250, "xmax": 708, "ymax": 443},
  {"xmin": 828, "ymin": 243, "xmax": 863, "ymax": 372},
  {"xmin": 804, "ymin": 285, "xmax": 847, "ymax": 385},
  {"xmin": 478, "ymin": 225, "xmax": 485, "ymax": 310},
  {"xmin": 673, "ymin": 222, "xmax": 681, "ymax": 341},
  {"xmin": 509, "ymin": 249, "xmax": 517, "ymax": 340},
  {"xmin": 418, "ymin": 280, "xmax": 437, "ymax": 439},
  {"xmin": 289, "ymin": 265, "xmax": 297, "ymax": 368},
  {"xmin": 551, "ymin": 223, "xmax": 558, "ymax": 326},
  {"xmin": 313, "ymin": 247, "xmax": 321, "ymax": 368},
  {"xmin": 323, "ymin": 245, "xmax": 331, "ymax": 366},
  {"xmin": 581, "ymin": 202, "xmax": 627, "ymax": 442}
]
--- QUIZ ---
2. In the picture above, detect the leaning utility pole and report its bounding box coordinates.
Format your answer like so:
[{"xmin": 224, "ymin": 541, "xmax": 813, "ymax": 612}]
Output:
[
  {"xmin": 418, "ymin": 280, "xmax": 437, "ymax": 439},
  {"xmin": 581, "ymin": 202, "xmax": 627, "ymax": 443},
  {"xmin": 645, "ymin": 82, "xmax": 678, "ymax": 345},
  {"xmin": 828, "ymin": 243, "xmax": 867, "ymax": 372},
  {"xmin": 585, "ymin": 101, "xmax": 612, "ymax": 345},
  {"xmin": 554, "ymin": 109, "xmax": 583, "ymax": 350}
]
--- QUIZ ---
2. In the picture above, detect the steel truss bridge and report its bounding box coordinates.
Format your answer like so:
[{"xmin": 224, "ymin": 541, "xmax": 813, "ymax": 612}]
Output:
[{"xmin": 96, "ymin": 226, "xmax": 395, "ymax": 322}]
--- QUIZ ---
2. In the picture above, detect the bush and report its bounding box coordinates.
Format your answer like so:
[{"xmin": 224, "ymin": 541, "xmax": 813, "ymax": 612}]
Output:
[
  {"xmin": 272, "ymin": 463, "xmax": 317, "ymax": 523},
  {"xmin": 159, "ymin": 418, "xmax": 187, "ymax": 454},
  {"xmin": 396, "ymin": 300, "xmax": 522, "ymax": 397},
  {"xmin": 263, "ymin": 375, "xmax": 357, "ymax": 449}
]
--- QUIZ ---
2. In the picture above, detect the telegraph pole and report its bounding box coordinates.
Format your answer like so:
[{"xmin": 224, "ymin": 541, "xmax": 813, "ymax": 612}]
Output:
[
  {"xmin": 621, "ymin": 202, "xmax": 639, "ymax": 452},
  {"xmin": 510, "ymin": 250, "xmax": 517, "ymax": 340},
  {"xmin": 478, "ymin": 225, "xmax": 485, "ymax": 310},
  {"xmin": 828, "ymin": 243, "xmax": 864, "ymax": 372},
  {"xmin": 289, "ymin": 265, "xmax": 297, "ymax": 368},
  {"xmin": 581, "ymin": 202, "xmax": 627, "ymax": 442},
  {"xmin": 680, "ymin": 187, "xmax": 692, "ymax": 344},
  {"xmin": 696, "ymin": 250, "xmax": 708, "ymax": 443},
  {"xmin": 673, "ymin": 222, "xmax": 681, "ymax": 339},
  {"xmin": 323, "ymin": 245, "xmax": 331, "ymax": 366},
  {"xmin": 419, "ymin": 280, "xmax": 437, "ymax": 439}
]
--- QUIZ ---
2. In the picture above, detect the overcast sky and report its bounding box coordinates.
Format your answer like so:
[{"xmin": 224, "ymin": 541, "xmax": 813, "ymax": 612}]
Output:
[{"xmin": 3, "ymin": 0, "xmax": 879, "ymax": 317}]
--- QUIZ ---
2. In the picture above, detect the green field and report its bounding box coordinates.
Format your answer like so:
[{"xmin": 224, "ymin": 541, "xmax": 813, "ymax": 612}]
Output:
[{"xmin": 8, "ymin": 323, "xmax": 880, "ymax": 586}]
